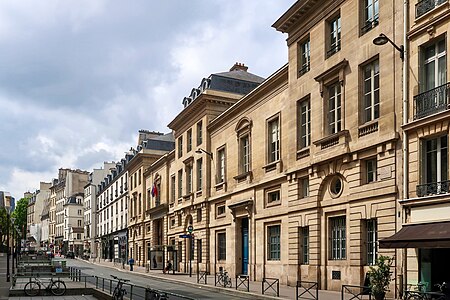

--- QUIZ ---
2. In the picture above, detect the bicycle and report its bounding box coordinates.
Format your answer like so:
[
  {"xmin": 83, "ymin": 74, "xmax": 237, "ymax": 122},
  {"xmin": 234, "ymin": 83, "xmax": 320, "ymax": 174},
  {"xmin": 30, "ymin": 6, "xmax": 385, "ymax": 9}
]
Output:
[
  {"xmin": 111, "ymin": 275, "xmax": 130, "ymax": 300},
  {"xmin": 24, "ymin": 277, "xmax": 66, "ymax": 296},
  {"xmin": 217, "ymin": 269, "xmax": 232, "ymax": 288},
  {"xmin": 405, "ymin": 282, "xmax": 448, "ymax": 300},
  {"xmin": 146, "ymin": 288, "xmax": 168, "ymax": 300}
]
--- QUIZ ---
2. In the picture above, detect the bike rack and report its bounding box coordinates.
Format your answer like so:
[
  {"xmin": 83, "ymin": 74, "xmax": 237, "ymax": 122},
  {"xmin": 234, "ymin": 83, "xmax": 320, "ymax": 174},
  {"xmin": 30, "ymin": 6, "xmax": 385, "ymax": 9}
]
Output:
[
  {"xmin": 262, "ymin": 277, "xmax": 279, "ymax": 297},
  {"xmin": 297, "ymin": 280, "xmax": 319, "ymax": 300},
  {"xmin": 236, "ymin": 275, "xmax": 249, "ymax": 292},
  {"xmin": 214, "ymin": 272, "xmax": 224, "ymax": 287},
  {"xmin": 197, "ymin": 271, "xmax": 207, "ymax": 284},
  {"xmin": 341, "ymin": 284, "xmax": 371, "ymax": 300}
]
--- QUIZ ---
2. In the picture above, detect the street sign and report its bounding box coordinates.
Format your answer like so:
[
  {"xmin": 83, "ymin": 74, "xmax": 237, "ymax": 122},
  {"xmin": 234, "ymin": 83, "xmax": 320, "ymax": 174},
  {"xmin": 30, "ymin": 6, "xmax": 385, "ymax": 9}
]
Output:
[
  {"xmin": 179, "ymin": 234, "xmax": 191, "ymax": 238},
  {"xmin": 187, "ymin": 225, "xmax": 193, "ymax": 233}
]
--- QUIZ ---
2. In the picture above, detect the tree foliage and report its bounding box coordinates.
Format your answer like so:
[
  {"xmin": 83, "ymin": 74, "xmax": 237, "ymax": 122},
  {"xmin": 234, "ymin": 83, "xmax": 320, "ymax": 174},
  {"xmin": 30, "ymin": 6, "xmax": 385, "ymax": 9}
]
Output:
[
  {"xmin": 11, "ymin": 197, "xmax": 29, "ymax": 239},
  {"xmin": 368, "ymin": 255, "xmax": 393, "ymax": 298},
  {"xmin": 0, "ymin": 207, "xmax": 8, "ymax": 245}
]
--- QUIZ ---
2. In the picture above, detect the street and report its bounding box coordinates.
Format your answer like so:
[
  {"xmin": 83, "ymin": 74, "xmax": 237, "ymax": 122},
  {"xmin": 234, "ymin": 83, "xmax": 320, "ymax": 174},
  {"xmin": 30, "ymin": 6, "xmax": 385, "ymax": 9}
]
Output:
[{"xmin": 66, "ymin": 259, "xmax": 249, "ymax": 300}]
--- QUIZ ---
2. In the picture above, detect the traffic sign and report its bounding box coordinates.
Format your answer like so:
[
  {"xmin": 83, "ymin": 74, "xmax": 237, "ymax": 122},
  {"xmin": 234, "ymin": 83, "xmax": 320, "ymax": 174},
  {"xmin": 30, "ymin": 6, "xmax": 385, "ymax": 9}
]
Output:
[
  {"xmin": 179, "ymin": 234, "xmax": 191, "ymax": 238},
  {"xmin": 187, "ymin": 225, "xmax": 193, "ymax": 233}
]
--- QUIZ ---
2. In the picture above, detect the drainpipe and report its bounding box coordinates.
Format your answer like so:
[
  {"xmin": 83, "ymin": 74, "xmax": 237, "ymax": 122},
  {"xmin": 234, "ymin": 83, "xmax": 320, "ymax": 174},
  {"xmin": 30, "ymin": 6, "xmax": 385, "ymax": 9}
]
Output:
[{"xmin": 402, "ymin": 0, "xmax": 409, "ymax": 292}]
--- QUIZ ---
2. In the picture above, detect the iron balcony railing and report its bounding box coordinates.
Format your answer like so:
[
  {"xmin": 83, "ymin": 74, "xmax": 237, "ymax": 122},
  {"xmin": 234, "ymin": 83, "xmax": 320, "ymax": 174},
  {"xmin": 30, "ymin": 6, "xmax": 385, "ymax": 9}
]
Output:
[
  {"xmin": 416, "ymin": 0, "xmax": 446, "ymax": 18},
  {"xmin": 416, "ymin": 180, "xmax": 450, "ymax": 197},
  {"xmin": 361, "ymin": 18, "xmax": 379, "ymax": 34},
  {"xmin": 413, "ymin": 82, "xmax": 450, "ymax": 120}
]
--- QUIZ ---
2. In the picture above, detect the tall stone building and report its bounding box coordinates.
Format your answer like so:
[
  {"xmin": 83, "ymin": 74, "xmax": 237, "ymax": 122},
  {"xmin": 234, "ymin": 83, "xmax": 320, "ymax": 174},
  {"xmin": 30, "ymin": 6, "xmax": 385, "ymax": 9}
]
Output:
[{"xmin": 26, "ymin": 182, "xmax": 51, "ymax": 250}]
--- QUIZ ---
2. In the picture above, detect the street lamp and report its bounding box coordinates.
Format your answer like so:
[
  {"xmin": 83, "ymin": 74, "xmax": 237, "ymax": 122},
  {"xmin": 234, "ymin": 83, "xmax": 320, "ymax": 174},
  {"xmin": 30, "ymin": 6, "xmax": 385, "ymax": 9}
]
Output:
[
  {"xmin": 11, "ymin": 217, "xmax": 15, "ymax": 276},
  {"xmin": 195, "ymin": 148, "xmax": 213, "ymax": 160},
  {"xmin": 373, "ymin": 33, "xmax": 404, "ymax": 60},
  {"xmin": 6, "ymin": 212, "xmax": 10, "ymax": 282}
]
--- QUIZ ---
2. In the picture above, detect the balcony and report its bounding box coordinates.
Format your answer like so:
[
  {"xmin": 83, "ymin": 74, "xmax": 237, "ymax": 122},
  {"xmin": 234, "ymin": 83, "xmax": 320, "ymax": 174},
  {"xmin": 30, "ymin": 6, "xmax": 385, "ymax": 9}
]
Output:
[
  {"xmin": 416, "ymin": 180, "xmax": 450, "ymax": 197},
  {"xmin": 361, "ymin": 18, "xmax": 379, "ymax": 35},
  {"xmin": 413, "ymin": 83, "xmax": 450, "ymax": 120},
  {"xmin": 326, "ymin": 42, "xmax": 341, "ymax": 58},
  {"xmin": 416, "ymin": 0, "xmax": 446, "ymax": 18}
]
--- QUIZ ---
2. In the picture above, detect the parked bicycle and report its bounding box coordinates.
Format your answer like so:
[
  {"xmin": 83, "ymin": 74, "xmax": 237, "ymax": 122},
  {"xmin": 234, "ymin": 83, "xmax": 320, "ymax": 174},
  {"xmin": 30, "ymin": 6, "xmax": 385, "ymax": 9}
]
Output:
[
  {"xmin": 111, "ymin": 275, "xmax": 130, "ymax": 300},
  {"xmin": 23, "ymin": 277, "xmax": 66, "ymax": 296},
  {"xmin": 405, "ymin": 282, "xmax": 449, "ymax": 300},
  {"xmin": 217, "ymin": 268, "xmax": 232, "ymax": 288}
]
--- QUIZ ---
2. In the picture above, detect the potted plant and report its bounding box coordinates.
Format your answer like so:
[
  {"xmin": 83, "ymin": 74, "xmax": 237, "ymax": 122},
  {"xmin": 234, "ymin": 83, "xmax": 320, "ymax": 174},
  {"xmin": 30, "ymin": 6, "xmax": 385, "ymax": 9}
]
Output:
[{"xmin": 367, "ymin": 255, "xmax": 393, "ymax": 300}]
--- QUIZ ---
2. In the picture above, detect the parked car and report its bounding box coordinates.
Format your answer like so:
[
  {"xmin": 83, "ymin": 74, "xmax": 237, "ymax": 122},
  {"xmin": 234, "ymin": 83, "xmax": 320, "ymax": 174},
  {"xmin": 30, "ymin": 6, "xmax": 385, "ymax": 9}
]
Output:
[{"xmin": 66, "ymin": 251, "xmax": 75, "ymax": 258}]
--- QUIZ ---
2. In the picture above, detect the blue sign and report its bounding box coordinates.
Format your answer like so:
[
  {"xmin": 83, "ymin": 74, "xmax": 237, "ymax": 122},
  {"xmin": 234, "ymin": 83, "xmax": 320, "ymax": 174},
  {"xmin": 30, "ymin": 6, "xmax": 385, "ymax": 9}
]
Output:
[{"xmin": 179, "ymin": 234, "xmax": 191, "ymax": 238}]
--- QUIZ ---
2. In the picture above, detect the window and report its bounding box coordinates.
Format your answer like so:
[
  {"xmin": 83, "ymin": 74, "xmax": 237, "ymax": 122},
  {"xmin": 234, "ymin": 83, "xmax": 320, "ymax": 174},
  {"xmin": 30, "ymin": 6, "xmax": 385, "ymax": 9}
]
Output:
[
  {"xmin": 197, "ymin": 239, "xmax": 202, "ymax": 263},
  {"xmin": 300, "ymin": 178, "xmax": 309, "ymax": 198},
  {"xmin": 330, "ymin": 176, "xmax": 343, "ymax": 197},
  {"xmin": 239, "ymin": 135, "xmax": 250, "ymax": 173},
  {"xmin": 77, "ymin": 233, "xmax": 81, "ymax": 240},
  {"xmin": 217, "ymin": 204, "xmax": 225, "ymax": 217},
  {"xmin": 298, "ymin": 37, "xmax": 311, "ymax": 76},
  {"xmin": 327, "ymin": 14, "xmax": 341, "ymax": 58},
  {"xmin": 178, "ymin": 136, "xmax": 183, "ymax": 158},
  {"xmin": 300, "ymin": 226, "xmax": 309, "ymax": 264},
  {"xmin": 197, "ymin": 121, "xmax": 203, "ymax": 146},
  {"xmin": 419, "ymin": 135, "xmax": 448, "ymax": 196},
  {"xmin": 366, "ymin": 219, "xmax": 377, "ymax": 265},
  {"xmin": 217, "ymin": 148, "xmax": 226, "ymax": 183},
  {"xmin": 327, "ymin": 82, "xmax": 342, "ymax": 134},
  {"xmin": 187, "ymin": 129, "xmax": 192, "ymax": 152},
  {"xmin": 361, "ymin": 0, "xmax": 379, "ymax": 34},
  {"xmin": 330, "ymin": 216, "xmax": 346, "ymax": 260},
  {"xmin": 266, "ymin": 189, "xmax": 281, "ymax": 206},
  {"xmin": 138, "ymin": 169, "xmax": 141, "ymax": 185},
  {"xmin": 186, "ymin": 165, "xmax": 193, "ymax": 194},
  {"xmin": 196, "ymin": 208, "xmax": 202, "ymax": 222},
  {"xmin": 416, "ymin": 0, "xmax": 446, "ymax": 18},
  {"xmin": 298, "ymin": 98, "xmax": 311, "ymax": 149},
  {"xmin": 267, "ymin": 225, "xmax": 281, "ymax": 260},
  {"xmin": 178, "ymin": 170, "xmax": 183, "ymax": 199},
  {"xmin": 78, "ymin": 209, "xmax": 82, "ymax": 215},
  {"xmin": 196, "ymin": 159, "xmax": 202, "ymax": 191},
  {"xmin": 170, "ymin": 217, "xmax": 175, "ymax": 228},
  {"xmin": 217, "ymin": 232, "xmax": 226, "ymax": 260},
  {"xmin": 78, "ymin": 220, "xmax": 82, "ymax": 227},
  {"xmin": 171, "ymin": 175, "xmax": 176, "ymax": 203},
  {"xmin": 268, "ymin": 117, "xmax": 280, "ymax": 163},
  {"xmin": 365, "ymin": 158, "xmax": 377, "ymax": 183},
  {"xmin": 362, "ymin": 59, "xmax": 380, "ymax": 123}
]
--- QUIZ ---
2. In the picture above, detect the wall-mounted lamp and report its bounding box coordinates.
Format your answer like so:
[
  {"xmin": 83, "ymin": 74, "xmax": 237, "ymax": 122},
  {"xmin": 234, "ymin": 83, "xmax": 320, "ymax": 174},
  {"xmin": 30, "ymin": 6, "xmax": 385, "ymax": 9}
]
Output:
[
  {"xmin": 373, "ymin": 33, "xmax": 404, "ymax": 60},
  {"xmin": 195, "ymin": 148, "xmax": 213, "ymax": 160}
]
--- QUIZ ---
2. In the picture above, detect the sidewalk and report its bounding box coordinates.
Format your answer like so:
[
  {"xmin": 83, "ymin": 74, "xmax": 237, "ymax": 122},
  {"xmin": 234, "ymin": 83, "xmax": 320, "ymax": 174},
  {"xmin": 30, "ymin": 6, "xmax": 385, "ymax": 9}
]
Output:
[
  {"xmin": 85, "ymin": 258, "xmax": 343, "ymax": 300},
  {"xmin": 0, "ymin": 253, "xmax": 11, "ymax": 300}
]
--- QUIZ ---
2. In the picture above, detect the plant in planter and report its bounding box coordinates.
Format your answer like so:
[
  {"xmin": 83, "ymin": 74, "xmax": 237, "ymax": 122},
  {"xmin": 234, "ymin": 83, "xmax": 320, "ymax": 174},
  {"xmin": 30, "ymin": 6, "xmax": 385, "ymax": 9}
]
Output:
[{"xmin": 367, "ymin": 255, "xmax": 393, "ymax": 300}]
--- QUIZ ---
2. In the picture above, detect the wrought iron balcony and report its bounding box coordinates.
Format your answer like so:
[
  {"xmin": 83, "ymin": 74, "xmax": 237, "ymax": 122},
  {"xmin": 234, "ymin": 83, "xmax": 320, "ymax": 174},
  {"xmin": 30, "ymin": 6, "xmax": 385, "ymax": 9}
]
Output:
[
  {"xmin": 413, "ymin": 83, "xmax": 450, "ymax": 120},
  {"xmin": 298, "ymin": 63, "xmax": 310, "ymax": 77},
  {"xmin": 416, "ymin": 0, "xmax": 446, "ymax": 18},
  {"xmin": 326, "ymin": 42, "xmax": 341, "ymax": 58},
  {"xmin": 361, "ymin": 18, "xmax": 379, "ymax": 34},
  {"xmin": 416, "ymin": 180, "xmax": 450, "ymax": 197}
]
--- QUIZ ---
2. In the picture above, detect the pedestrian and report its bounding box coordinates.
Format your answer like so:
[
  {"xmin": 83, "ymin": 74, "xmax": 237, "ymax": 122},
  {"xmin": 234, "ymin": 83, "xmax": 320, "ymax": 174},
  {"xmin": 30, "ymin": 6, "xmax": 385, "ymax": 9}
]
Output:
[
  {"xmin": 152, "ymin": 255, "xmax": 157, "ymax": 268},
  {"xmin": 129, "ymin": 257, "xmax": 135, "ymax": 271},
  {"xmin": 163, "ymin": 260, "xmax": 172, "ymax": 274}
]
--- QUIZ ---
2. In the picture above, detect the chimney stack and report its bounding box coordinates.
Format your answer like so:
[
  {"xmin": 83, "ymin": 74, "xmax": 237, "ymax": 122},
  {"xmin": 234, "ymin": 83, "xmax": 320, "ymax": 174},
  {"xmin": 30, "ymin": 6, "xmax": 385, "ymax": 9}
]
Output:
[{"xmin": 229, "ymin": 62, "xmax": 248, "ymax": 72}]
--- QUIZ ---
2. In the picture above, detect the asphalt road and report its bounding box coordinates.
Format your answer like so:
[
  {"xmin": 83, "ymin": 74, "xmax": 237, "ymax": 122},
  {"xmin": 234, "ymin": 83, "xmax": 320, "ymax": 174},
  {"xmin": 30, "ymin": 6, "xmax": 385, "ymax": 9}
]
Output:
[{"xmin": 65, "ymin": 259, "xmax": 248, "ymax": 300}]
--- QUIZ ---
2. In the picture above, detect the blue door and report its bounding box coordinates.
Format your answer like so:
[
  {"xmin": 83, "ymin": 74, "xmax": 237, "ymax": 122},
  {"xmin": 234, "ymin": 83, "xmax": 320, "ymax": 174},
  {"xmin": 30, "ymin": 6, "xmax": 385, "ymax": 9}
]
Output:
[{"xmin": 242, "ymin": 218, "xmax": 249, "ymax": 275}]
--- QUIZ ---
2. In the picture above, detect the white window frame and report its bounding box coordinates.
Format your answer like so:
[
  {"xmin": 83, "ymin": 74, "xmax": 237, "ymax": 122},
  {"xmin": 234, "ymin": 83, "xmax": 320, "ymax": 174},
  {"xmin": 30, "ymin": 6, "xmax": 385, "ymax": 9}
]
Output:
[{"xmin": 363, "ymin": 59, "xmax": 380, "ymax": 123}]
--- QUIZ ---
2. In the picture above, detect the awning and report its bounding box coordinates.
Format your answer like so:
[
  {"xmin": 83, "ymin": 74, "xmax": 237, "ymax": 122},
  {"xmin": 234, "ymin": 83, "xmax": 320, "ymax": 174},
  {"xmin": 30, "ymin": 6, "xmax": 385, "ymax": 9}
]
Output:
[{"xmin": 379, "ymin": 221, "xmax": 450, "ymax": 248}]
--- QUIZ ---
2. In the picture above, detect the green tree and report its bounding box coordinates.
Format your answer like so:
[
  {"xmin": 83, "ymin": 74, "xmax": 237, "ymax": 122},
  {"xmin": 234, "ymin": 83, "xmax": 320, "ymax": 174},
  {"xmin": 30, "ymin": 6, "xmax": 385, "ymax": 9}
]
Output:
[
  {"xmin": 0, "ymin": 207, "xmax": 8, "ymax": 247},
  {"xmin": 11, "ymin": 197, "xmax": 29, "ymax": 240}
]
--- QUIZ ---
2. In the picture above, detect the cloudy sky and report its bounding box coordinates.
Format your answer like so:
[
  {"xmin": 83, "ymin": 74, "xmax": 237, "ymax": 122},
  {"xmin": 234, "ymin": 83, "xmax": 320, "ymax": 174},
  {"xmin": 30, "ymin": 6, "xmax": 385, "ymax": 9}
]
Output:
[{"xmin": 0, "ymin": 0, "xmax": 292, "ymax": 199}]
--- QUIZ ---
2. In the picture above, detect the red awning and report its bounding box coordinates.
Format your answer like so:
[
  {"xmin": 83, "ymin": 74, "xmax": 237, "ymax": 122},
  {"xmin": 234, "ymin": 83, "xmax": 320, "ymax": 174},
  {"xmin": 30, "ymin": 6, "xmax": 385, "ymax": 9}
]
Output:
[{"xmin": 379, "ymin": 221, "xmax": 450, "ymax": 248}]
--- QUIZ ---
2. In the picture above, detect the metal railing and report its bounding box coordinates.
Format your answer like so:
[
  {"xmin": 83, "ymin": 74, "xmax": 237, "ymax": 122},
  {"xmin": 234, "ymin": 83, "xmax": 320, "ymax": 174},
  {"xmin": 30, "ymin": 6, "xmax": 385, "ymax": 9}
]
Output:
[
  {"xmin": 341, "ymin": 284, "xmax": 371, "ymax": 300},
  {"xmin": 416, "ymin": 180, "xmax": 450, "ymax": 197},
  {"xmin": 297, "ymin": 281, "xmax": 319, "ymax": 300},
  {"xmin": 197, "ymin": 271, "xmax": 207, "ymax": 284},
  {"xmin": 236, "ymin": 275, "xmax": 249, "ymax": 292},
  {"xmin": 360, "ymin": 18, "xmax": 379, "ymax": 34},
  {"xmin": 416, "ymin": 0, "xmax": 446, "ymax": 18},
  {"xmin": 262, "ymin": 277, "xmax": 279, "ymax": 297},
  {"xmin": 413, "ymin": 83, "xmax": 450, "ymax": 119}
]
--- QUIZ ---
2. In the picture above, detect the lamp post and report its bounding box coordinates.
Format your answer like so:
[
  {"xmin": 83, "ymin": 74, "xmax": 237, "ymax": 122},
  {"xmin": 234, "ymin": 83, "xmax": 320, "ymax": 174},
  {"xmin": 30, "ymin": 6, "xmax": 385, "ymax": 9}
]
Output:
[
  {"xmin": 373, "ymin": 33, "xmax": 404, "ymax": 60},
  {"xmin": 11, "ymin": 217, "xmax": 15, "ymax": 276},
  {"xmin": 195, "ymin": 148, "xmax": 213, "ymax": 160},
  {"xmin": 6, "ymin": 212, "xmax": 10, "ymax": 282}
]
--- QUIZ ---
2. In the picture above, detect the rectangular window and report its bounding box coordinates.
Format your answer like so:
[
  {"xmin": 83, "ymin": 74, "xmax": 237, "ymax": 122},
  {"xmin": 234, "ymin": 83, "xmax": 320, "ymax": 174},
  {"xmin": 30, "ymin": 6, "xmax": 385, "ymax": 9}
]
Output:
[
  {"xmin": 217, "ymin": 148, "xmax": 226, "ymax": 183},
  {"xmin": 178, "ymin": 170, "xmax": 183, "ymax": 199},
  {"xmin": 366, "ymin": 219, "xmax": 377, "ymax": 265},
  {"xmin": 187, "ymin": 129, "xmax": 192, "ymax": 152},
  {"xmin": 78, "ymin": 220, "xmax": 82, "ymax": 227},
  {"xmin": 217, "ymin": 232, "xmax": 226, "ymax": 260},
  {"xmin": 298, "ymin": 98, "xmax": 311, "ymax": 149},
  {"xmin": 363, "ymin": 59, "xmax": 380, "ymax": 123},
  {"xmin": 267, "ymin": 225, "xmax": 281, "ymax": 261},
  {"xmin": 171, "ymin": 175, "xmax": 176, "ymax": 203},
  {"xmin": 327, "ymin": 83, "xmax": 342, "ymax": 135},
  {"xmin": 197, "ymin": 239, "xmax": 202, "ymax": 263},
  {"xmin": 197, "ymin": 208, "xmax": 202, "ymax": 222},
  {"xmin": 267, "ymin": 189, "xmax": 281, "ymax": 205},
  {"xmin": 170, "ymin": 217, "xmax": 175, "ymax": 228},
  {"xmin": 186, "ymin": 165, "xmax": 193, "ymax": 194},
  {"xmin": 300, "ymin": 226, "xmax": 309, "ymax": 265},
  {"xmin": 365, "ymin": 158, "xmax": 377, "ymax": 183},
  {"xmin": 298, "ymin": 37, "xmax": 311, "ymax": 76},
  {"xmin": 197, "ymin": 158, "xmax": 203, "ymax": 191},
  {"xmin": 197, "ymin": 121, "xmax": 203, "ymax": 146},
  {"xmin": 268, "ymin": 117, "xmax": 280, "ymax": 163},
  {"xmin": 217, "ymin": 204, "xmax": 225, "ymax": 217},
  {"xmin": 327, "ymin": 15, "xmax": 341, "ymax": 58},
  {"xmin": 240, "ymin": 135, "xmax": 250, "ymax": 173},
  {"xmin": 300, "ymin": 178, "xmax": 309, "ymax": 198},
  {"xmin": 330, "ymin": 216, "xmax": 346, "ymax": 260},
  {"xmin": 361, "ymin": 0, "xmax": 379, "ymax": 34},
  {"xmin": 419, "ymin": 135, "xmax": 448, "ymax": 196},
  {"xmin": 178, "ymin": 136, "xmax": 183, "ymax": 158}
]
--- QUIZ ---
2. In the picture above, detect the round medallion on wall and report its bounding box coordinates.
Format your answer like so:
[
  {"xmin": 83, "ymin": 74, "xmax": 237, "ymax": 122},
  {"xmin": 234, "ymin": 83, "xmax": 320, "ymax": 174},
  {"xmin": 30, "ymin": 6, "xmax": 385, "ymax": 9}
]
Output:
[{"xmin": 329, "ymin": 176, "xmax": 343, "ymax": 198}]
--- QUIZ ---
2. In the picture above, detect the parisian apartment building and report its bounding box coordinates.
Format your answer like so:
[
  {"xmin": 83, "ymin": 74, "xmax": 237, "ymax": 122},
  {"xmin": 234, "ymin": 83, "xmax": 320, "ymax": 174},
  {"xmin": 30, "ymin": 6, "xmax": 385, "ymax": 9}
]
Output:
[{"xmin": 23, "ymin": 0, "xmax": 450, "ymax": 295}]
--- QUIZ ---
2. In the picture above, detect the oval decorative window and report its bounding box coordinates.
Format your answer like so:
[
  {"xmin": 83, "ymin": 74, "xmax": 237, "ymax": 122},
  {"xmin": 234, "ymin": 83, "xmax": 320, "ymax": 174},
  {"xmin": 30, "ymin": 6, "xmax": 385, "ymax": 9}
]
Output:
[{"xmin": 329, "ymin": 176, "xmax": 343, "ymax": 197}]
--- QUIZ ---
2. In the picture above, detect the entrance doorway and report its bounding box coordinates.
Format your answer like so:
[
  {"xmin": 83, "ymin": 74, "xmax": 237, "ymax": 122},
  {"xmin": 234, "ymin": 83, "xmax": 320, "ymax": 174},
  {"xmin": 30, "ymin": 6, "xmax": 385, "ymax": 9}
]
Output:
[
  {"xmin": 420, "ymin": 248, "xmax": 450, "ymax": 290},
  {"xmin": 241, "ymin": 218, "xmax": 249, "ymax": 275}
]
